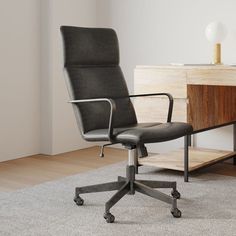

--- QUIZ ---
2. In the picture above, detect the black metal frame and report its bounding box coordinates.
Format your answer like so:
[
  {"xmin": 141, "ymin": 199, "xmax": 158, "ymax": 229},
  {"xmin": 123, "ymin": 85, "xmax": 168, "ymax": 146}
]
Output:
[
  {"xmin": 69, "ymin": 92, "xmax": 174, "ymax": 141},
  {"xmin": 74, "ymin": 161, "xmax": 181, "ymax": 223},
  {"xmin": 184, "ymin": 135, "xmax": 190, "ymax": 182},
  {"xmin": 69, "ymin": 98, "xmax": 116, "ymax": 141},
  {"xmin": 233, "ymin": 124, "xmax": 236, "ymax": 165},
  {"xmin": 183, "ymin": 123, "xmax": 236, "ymax": 182},
  {"xmin": 128, "ymin": 93, "xmax": 173, "ymax": 122}
]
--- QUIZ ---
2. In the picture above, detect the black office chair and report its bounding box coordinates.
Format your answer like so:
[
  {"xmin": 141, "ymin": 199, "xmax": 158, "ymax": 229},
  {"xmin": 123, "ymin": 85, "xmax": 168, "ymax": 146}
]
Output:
[{"xmin": 61, "ymin": 26, "xmax": 193, "ymax": 223}]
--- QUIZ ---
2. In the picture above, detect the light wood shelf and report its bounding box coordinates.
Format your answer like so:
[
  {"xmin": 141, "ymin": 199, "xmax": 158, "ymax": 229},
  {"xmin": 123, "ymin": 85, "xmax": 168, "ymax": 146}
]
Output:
[{"xmin": 139, "ymin": 147, "xmax": 235, "ymax": 172}]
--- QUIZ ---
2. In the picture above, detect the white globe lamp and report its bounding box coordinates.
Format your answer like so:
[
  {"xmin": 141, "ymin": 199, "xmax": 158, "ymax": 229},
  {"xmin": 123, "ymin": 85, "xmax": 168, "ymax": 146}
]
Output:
[{"xmin": 205, "ymin": 22, "xmax": 227, "ymax": 64}]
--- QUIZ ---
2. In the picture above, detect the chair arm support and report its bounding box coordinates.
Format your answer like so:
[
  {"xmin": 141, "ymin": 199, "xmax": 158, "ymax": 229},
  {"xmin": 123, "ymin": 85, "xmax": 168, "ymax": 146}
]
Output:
[
  {"xmin": 128, "ymin": 93, "xmax": 174, "ymax": 122},
  {"xmin": 69, "ymin": 98, "xmax": 116, "ymax": 140}
]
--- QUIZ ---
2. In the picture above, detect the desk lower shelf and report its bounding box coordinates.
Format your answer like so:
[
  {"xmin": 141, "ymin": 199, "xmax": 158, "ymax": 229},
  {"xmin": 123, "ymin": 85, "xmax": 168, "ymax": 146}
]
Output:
[{"xmin": 138, "ymin": 147, "xmax": 235, "ymax": 172}]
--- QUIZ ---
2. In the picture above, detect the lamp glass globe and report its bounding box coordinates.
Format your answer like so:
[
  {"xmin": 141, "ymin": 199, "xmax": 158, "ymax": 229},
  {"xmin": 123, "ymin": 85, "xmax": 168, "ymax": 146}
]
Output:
[{"xmin": 205, "ymin": 22, "xmax": 227, "ymax": 44}]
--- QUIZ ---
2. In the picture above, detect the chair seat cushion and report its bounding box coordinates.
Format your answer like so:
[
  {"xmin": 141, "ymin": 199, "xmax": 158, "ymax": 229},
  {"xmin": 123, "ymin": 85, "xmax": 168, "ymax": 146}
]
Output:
[{"xmin": 84, "ymin": 122, "xmax": 193, "ymax": 145}]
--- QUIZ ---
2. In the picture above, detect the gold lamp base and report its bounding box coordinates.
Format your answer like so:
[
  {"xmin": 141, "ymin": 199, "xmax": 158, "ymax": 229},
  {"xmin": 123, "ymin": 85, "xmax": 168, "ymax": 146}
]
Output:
[{"xmin": 213, "ymin": 43, "xmax": 222, "ymax": 65}]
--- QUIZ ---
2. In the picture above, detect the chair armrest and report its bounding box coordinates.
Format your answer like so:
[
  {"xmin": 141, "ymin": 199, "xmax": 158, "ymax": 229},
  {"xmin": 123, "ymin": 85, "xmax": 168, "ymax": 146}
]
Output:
[
  {"xmin": 69, "ymin": 98, "xmax": 116, "ymax": 140},
  {"xmin": 128, "ymin": 93, "xmax": 174, "ymax": 122}
]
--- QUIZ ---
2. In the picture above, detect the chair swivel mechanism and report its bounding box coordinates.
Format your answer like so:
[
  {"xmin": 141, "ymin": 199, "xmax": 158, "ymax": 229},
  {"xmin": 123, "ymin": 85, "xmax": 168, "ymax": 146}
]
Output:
[{"xmin": 61, "ymin": 26, "xmax": 193, "ymax": 223}]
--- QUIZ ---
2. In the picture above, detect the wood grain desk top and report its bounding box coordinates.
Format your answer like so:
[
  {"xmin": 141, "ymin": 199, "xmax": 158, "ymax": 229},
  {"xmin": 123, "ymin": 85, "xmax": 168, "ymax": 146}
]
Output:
[{"xmin": 136, "ymin": 64, "xmax": 236, "ymax": 70}]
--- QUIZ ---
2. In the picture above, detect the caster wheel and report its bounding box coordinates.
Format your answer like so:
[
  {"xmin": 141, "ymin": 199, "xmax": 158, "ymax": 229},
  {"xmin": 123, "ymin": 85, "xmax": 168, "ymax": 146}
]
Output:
[
  {"xmin": 104, "ymin": 212, "xmax": 115, "ymax": 223},
  {"xmin": 171, "ymin": 208, "xmax": 182, "ymax": 218},
  {"xmin": 171, "ymin": 190, "xmax": 181, "ymax": 199},
  {"xmin": 74, "ymin": 196, "xmax": 84, "ymax": 206}
]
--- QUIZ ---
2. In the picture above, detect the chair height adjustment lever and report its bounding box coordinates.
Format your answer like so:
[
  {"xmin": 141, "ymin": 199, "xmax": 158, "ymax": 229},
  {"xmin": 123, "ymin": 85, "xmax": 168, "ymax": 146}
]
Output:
[
  {"xmin": 99, "ymin": 143, "xmax": 117, "ymax": 158},
  {"xmin": 100, "ymin": 145, "xmax": 105, "ymax": 158}
]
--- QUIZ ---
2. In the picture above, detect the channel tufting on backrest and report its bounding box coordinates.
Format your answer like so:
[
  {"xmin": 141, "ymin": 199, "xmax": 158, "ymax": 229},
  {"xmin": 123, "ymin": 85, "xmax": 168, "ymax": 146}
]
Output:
[{"xmin": 60, "ymin": 26, "xmax": 137, "ymax": 136}]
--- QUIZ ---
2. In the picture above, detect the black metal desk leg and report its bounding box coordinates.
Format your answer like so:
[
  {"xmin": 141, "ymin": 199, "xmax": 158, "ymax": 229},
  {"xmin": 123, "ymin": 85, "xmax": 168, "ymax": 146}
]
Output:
[
  {"xmin": 234, "ymin": 124, "xmax": 236, "ymax": 165},
  {"xmin": 187, "ymin": 135, "xmax": 191, "ymax": 147},
  {"xmin": 184, "ymin": 135, "xmax": 189, "ymax": 182}
]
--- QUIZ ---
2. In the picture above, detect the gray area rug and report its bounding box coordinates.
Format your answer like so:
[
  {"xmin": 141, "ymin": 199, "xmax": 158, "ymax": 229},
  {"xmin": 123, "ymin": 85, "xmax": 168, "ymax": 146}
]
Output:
[{"xmin": 0, "ymin": 162, "xmax": 236, "ymax": 236}]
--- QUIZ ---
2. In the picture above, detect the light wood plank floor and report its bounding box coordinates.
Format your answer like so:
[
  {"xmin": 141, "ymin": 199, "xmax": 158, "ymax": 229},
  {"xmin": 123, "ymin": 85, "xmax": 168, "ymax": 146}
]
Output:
[
  {"xmin": 0, "ymin": 146, "xmax": 235, "ymax": 192},
  {"xmin": 0, "ymin": 146, "xmax": 127, "ymax": 192}
]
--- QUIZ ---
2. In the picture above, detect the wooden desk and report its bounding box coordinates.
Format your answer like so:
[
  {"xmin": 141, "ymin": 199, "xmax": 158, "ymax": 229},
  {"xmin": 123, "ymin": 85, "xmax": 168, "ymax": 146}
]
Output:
[{"xmin": 134, "ymin": 65, "xmax": 236, "ymax": 178}]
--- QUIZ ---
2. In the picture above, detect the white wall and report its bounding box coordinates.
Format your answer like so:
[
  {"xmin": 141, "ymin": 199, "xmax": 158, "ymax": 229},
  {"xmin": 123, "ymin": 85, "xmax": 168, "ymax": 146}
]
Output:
[
  {"xmin": 40, "ymin": 0, "xmax": 53, "ymax": 154},
  {"xmin": 51, "ymin": 0, "xmax": 98, "ymax": 154},
  {"xmin": 97, "ymin": 0, "xmax": 236, "ymax": 153},
  {"xmin": 0, "ymin": 0, "xmax": 98, "ymax": 161},
  {"xmin": 0, "ymin": 0, "xmax": 40, "ymax": 161},
  {"xmin": 40, "ymin": 0, "xmax": 98, "ymax": 155}
]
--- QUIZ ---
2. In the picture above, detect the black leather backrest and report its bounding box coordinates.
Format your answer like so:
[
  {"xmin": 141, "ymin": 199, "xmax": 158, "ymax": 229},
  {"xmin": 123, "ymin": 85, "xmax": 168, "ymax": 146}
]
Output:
[{"xmin": 61, "ymin": 26, "xmax": 137, "ymax": 133}]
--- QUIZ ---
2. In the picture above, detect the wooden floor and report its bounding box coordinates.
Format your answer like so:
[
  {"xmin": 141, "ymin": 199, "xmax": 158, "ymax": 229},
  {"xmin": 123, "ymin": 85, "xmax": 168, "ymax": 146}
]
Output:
[
  {"xmin": 0, "ymin": 146, "xmax": 127, "ymax": 192},
  {"xmin": 0, "ymin": 146, "xmax": 235, "ymax": 192}
]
